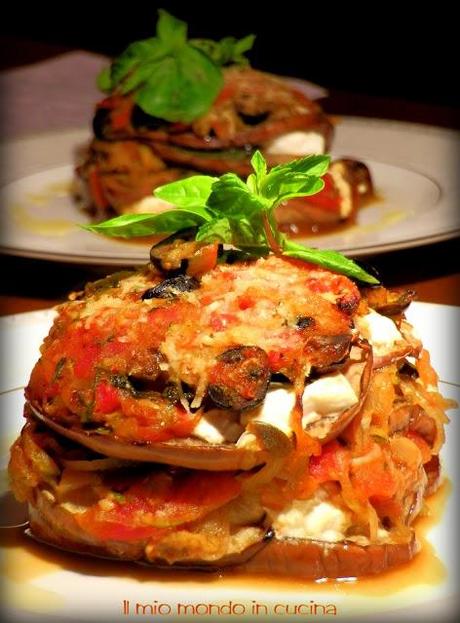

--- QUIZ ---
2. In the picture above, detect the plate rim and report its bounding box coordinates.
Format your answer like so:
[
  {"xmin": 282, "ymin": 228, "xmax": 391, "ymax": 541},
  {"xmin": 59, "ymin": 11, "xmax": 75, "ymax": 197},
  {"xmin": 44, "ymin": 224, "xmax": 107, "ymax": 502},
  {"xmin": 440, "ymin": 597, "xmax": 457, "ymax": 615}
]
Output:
[{"xmin": 1, "ymin": 117, "xmax": 459, "ymax": 265}]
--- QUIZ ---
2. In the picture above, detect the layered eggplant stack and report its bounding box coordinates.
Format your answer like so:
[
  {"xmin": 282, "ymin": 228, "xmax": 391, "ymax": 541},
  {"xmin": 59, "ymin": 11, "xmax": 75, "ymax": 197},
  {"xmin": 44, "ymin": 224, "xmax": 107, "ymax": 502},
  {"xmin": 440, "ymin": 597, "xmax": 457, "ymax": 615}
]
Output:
[
  {"xmin": 75, "ymin": 65, "xmax": 373, "ymax": 230},
  {"xmin": 9, "ymin": 242, "xmax": 450, "ymax": 577}
]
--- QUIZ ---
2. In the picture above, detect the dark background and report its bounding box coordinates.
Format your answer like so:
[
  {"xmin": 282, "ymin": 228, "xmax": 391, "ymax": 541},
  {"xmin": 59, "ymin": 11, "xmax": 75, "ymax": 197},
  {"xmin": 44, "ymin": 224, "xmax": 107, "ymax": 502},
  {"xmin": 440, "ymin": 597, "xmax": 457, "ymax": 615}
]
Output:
[
  {"xmin": 1, "ymin": 3, "xmax": 459, "ymax": 309},
  {"xmin": 1, "ymin": 1, "xmax": 458, "ymax": 109}
]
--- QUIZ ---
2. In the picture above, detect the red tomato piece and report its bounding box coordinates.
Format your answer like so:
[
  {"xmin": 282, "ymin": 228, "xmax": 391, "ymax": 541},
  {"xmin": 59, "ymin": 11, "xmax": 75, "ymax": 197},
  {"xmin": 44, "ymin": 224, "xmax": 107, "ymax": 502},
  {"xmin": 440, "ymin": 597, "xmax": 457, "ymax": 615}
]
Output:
[
  {"xmin": 303, "ymin": 174, "xmax": 341, "ymax": 213},
  {"xmin": 237, "ymin": 294, "xmax": 255, "ymax": 310},
  {"xmin": 73, "ymin": 340, "xmax": 100, "ymax": 380},
  {"xmin": 94, "ymin": 381, "xmax": 121, "ymax": 414},
  {"xmin": 76, "ymin": 509, "xmax": 168, "ymax": 542},
  {"xmin": 309, "ymin": 440, "xmax": 350, "ymax": 483},
  {"xmin": 350, "ymin": 455, "xmax": 398, "ymax": 501},
  {"xmin": 77, "ymin": 472, "xmax": 241, "ymax": 541}
]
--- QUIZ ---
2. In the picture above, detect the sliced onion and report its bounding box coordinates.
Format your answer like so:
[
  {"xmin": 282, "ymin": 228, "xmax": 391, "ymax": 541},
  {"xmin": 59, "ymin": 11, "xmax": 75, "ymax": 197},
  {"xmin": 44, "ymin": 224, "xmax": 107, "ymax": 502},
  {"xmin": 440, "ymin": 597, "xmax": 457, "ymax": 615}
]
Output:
[
  {"xmin": 28, "ymin": 402, "xmax": 264, "ymax": 471},
  {"xmin": 241, "ymin": 457, "xmax": 287, "ymax": 491},
  {"xmin": 373, "ymin": 343, "xmax": 415, "ymax": 369},
  {"xmin": 350, "ymin": 444, "xmax": 382, "ymax": 467}
]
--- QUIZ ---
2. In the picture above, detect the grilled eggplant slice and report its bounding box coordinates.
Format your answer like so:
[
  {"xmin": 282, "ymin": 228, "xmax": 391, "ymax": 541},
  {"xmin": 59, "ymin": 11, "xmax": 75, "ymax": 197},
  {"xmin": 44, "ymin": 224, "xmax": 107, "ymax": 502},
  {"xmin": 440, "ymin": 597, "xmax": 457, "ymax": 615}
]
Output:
[{"xmin": 28, "ymin": 403, "xmax": 263, "ymax": 471}]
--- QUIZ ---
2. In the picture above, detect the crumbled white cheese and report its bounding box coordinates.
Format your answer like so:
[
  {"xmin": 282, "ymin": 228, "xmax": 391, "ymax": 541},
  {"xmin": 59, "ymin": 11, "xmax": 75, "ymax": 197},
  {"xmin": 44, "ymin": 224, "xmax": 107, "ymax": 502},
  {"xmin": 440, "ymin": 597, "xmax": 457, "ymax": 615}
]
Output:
[
  {"xmin": 238, "ymin": 376, "xmax": 359, "ymax": 447},
  {"xmin": 348, "ymin": 527, "xmax": 390, "ymax": 546},
  {"xmin": 241, "ymin": 385, "xmax": 296, "ymax": 435},
  {"xmin": 302, "ymin": 372, "xmax": 358, "ymax": 428},
  {"xmin": 264, "ymin": 131, "xmax": 325, "ymax": 156},
  {"xmin": 356, "ymin": 310, "xmax": 403, "ymax": 356},
  {"xmin": 192, "ymin": 409, "xmax": 243, "ymax": 444},
  {"xmin": 237, "ymin": 386, "xmax": 296, "ymax": 449},
  {"xmin": 270, "ymin": 489, "xmax": 351, "ymax": 542}
]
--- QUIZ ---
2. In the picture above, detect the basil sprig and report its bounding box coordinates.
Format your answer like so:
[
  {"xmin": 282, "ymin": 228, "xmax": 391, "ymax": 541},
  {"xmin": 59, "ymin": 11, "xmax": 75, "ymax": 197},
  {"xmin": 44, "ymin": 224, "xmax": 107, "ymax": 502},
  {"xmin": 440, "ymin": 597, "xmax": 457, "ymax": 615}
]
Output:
[
  {"xmin": 97, "ymin": 10, "xmax": 254, "ymax": 123},
  {"xmin": 84, "ymin": 153, "xmax": 378, "ymax": 284},
  {"xmin": 191, "ymin": 35, "xmax": 256, "ymax": 67}
]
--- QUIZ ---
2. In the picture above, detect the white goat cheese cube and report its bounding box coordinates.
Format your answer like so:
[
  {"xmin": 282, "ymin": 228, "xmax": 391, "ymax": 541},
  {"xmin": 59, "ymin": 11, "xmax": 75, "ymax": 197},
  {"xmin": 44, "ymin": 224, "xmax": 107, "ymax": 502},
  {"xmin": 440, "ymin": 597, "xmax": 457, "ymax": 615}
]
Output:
[
  {"xmin": 302, "ymin": 372, "xmax": 357, "ymax": 425},
  {"xmin": 271, "ymin": 489, "xmax": 350, "ymax": 542},
  {"xmin": 356, "ymin": 310, "xmax": 403, "ymax": 356},
  {"xmin": 192, "ymin": 410, "xmax": 242, "ymax": 444},
  {"xmin": 241, "ymin": 386, "xmax": 296, "ymax": 435},
  {"xmin": 265, "ymin": 131, "xmax": 325, "ymax": 155}
]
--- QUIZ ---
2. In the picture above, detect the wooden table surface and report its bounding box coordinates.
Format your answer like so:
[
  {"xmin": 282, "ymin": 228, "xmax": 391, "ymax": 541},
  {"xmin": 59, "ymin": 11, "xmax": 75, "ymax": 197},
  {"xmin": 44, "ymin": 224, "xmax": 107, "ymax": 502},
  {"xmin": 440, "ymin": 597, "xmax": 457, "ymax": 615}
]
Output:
[{"xmin": 1, "ymin": 38, "xmax": 459, "ymax": 315}]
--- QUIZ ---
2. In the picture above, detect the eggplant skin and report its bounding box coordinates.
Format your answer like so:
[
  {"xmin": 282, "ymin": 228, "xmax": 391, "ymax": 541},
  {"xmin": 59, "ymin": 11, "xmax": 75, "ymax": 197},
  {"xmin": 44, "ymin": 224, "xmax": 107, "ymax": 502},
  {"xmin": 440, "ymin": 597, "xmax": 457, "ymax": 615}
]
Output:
[
  {"xmin": 424, "ymin": 455, "xmax": 442, "ymax": 497},
  {"xmin": 28, "ymin": 402, "xmax": 264, "ymax": 471},
  {"xmin": 28, "ymin": 495, "xmax": 419, "ymax": 578},
  {"xmin": 239, "ymin": 534, "xmax": 420, "ymax": 579}
]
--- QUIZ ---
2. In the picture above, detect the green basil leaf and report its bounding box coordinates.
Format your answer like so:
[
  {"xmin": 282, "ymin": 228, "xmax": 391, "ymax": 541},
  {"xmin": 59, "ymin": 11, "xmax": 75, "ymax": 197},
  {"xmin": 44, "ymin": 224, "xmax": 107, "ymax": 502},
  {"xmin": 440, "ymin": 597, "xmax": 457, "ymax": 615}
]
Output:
[
  {"xmin": 83, "ymin": 124, "xmax": 378, "ymax": 285},
  {"xmin": 282, "ymin": 240, "xmax": 379, "ymax": 284},
  {"xmin": 110, "ymin": 38, "xmax": 165, "ymax": 87},
  {"xmin": 264, "ymin": 173, "xmax": 325, "ymax": 203},
  {"xmin": 132, "ymin": 56, "xmax": 177, "ymax": 118},
  {"xmin": 269, "ymin": 154, "xmax": 331, "ymax": 178},
  {"xmin": 219, "ymin": 37, "xmax": 242, "ymax": 65},
  {"xmin": 196, "ymin": 218, "xmax": 233, "ymax": 243},
  {"xmin": 208, "ymin": 173, "xmax": 270, "ymax": 217},
  {"xmin": 97, "ymin": 11, "xmax": 254, "ymax": 123},
  {"xmin": 246, "ymin": 173, "xmax": 257, "ymax": 194},
  {"xmin": 250, "ymin": 150, "xmax": 267, "ymax": 181},
  {"xmin": 154, "ymin": 175, "xmax": 218, "ymax": 210},
  {"xmin": 261, "ymin": 155, "xmax": 329, "ymax": 201},
  {"xmin": 134, "ymin": 45, "xmax": 223, "ymax": 122},
  {"xmin": 196, "ymin": 211, "xmax": 269, "ymax": 251},
  {"xmin": 190, "ymin": 34, "xmax": 255, "ymax": 66},
  {"xmin": 230, "ymin": 214, "xmax": 269, "ymax": 248},
  {"xmin": 189, "ymin": 39, "xmax": 223, "ymax": 65},
  {"xmin": 156, "ymin": 9, "xmax": 187, "ymax": 48},
  {"xmin": 118, "ymin": 58, "xmax": 162, "ymax": 96},
  {"xmin": 97, "ymin": 67, "xmax": 112, "ymax": 93},
  {"xmin": 233, "ymin": 34, "xmax": 256, "ymax": 57},
  {"xmin": 82, "ymin": 210, "xmax": 207, "ymax": 238}
]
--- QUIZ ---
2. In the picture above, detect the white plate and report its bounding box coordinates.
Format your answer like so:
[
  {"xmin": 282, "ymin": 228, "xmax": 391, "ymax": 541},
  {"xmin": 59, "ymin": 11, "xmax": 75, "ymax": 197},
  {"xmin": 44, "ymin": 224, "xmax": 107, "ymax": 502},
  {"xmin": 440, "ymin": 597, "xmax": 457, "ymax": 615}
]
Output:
[
  {"xmin": 0, "ymin": 119, "xmax": 459, "ymax": 265},
  {"xmin": 1, "ymin": 302, "xmax": 459, "ymax": 622}
]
